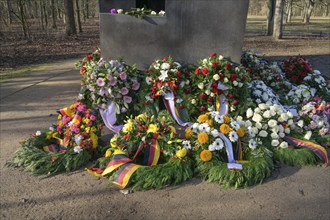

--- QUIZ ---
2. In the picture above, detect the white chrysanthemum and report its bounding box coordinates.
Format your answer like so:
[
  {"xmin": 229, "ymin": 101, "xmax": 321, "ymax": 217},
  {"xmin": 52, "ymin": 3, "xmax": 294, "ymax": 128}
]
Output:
[
  {"xmin": 254, "ymin": 90, "xmax": 262, "ymax": 97},
  {"xmin": 262, "ymin": 93, "xmax": 269, "ymax": 101},
  {"xmin": 267, "ymin": 119, "xmax": 277, "ymax": 127},
  {"xmin": 182, "ymin": 140, "xmax": 191, "ymax": 150},
  {"xmin": 259, "ymin": 130, "xmax": 268, "ymax": 137},
  {"xmin": 208, "ymin": 144, "xmax": 216, "ymax": 151},
  {"xmin": 256, "ymin": 122, "xmax": 263, "ymax": 129},
  {"xmin": 271, "ymin": 139, "xmax": 279, "ymax": 147},
  {"xmin": 74, "ymin": 135, "xmax": 84, "ymax": 144},
  {"xmin": 246, "ymin": 108, "xmax": 253, "ymax": 118},
  {"xmin": 230, "ymin": 121, "xmax": 240, "ymax": 130},
  {"xmin": 35, "ymin": 130, "xmax": 42, "ymax": 136},
  {"xmin": 256, "ymin": 98, "xmax": 262, "ymax": 104},
  {"xmin": 229, "ymin": 131, "xmax": 238, "ymax": 142},
  {"xmin": 251, "ymin": 127, "xmax": 259, "ymax": 134},
  {"xmin": 211, "ymin": 129, "xmax": 220, "ymax": 137},
  {"xmin": 279, "ymin": 141, "xmax": 288, "ymax": 148},
  {"xmin": 249, "ymin": 139, "xmax": 257, "ymax": 150},
  {"xmin": 199, "ymin": 123, "xmax": 210, "ymax": 132},
  {"xmin": 245, "ymin": 120, "xmax": 252, "ymax": 127},
  {"xmin": 252, "ymin": 113, "xmax": 263, "ymax": 123}
]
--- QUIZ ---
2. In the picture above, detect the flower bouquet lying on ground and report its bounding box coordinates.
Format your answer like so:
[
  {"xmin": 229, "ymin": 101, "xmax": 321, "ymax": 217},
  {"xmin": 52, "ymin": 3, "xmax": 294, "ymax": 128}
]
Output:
[
  {"xmin": 6, "ymin": 101, "xmax": 104, "ymax": 176},
  {"xmin": 185, "ymin": 112, "xmax": 274, "ymax": 188},
  {"xmin": 88, "ymin": 112, "xmax": 194, "ymax": 190}
]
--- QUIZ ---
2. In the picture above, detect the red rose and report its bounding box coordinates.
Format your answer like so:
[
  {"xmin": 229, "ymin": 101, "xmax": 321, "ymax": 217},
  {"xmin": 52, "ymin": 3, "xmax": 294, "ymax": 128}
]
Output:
[
  {"xmin": 199, "ymin": 106, "xmax": 206, "ymax": 112},
  {"xmin": 145, "ymin": 70, "xmax": 149, "ymax": 74},
  {"xmin": 177, "ymin": 70, "xmax": 182, "ymax": 77},
  {"xmin": 291, "ymin": 75, "xmax": 297, "ymax": 81},
  {"xmin": 219, "ymin": 73, "xmax": 225, "ymax": 80},
  {"xmin": 230, "ymin": 74, "xmax": 237, "ymax": 81},
  {"xmin": 227, "ymin": 94, "xmax": 234, "ymax": 99},
  {"xmin": 163, "ymin": 57, "xmax": 167, "ymax": 61},
  {"xmin": 202, "ymin": 68, "xmax": 209, "ymax": 75},
  {"xmin": 86, "ymin": 55, "xmax": 92, "ymax": 61},
  {"xmin": 210, "ymin": 52, "xmax": 217, "ymax": 58},
  {"xmin": 207, "ymin": 97, "xmax": 213, "ymax": 103},
  {"xmin": 199, "ymin": 93, "xmax": 206, "ymax": 99},
  {"xmin": 211, "ymin": 81, "xmax": 218, "ymax": 89},
  {"xmin": 232, "ymin": 100, "xmax": 239, "ymax": 106},
  {"xmin": 151, "ymin": 87, "xmax": 157, "ymax": 94},
  {"xmin": 226, "ymin": 63, "xmax": 231, "ymax": 70},
  {"xmin": 178, "ymin": 105, "xmax": 185, "ymax": 109},
  {"xmin": 184, "ymin": 89, "xmax": 190, "ymax": 94},
  {"xmin": 195, "ymin": 68, "xmax": 201, "ymax": 75},
  {"xmin": 211, "ymin": 62, "xmax": 218, "ymax": 69}
]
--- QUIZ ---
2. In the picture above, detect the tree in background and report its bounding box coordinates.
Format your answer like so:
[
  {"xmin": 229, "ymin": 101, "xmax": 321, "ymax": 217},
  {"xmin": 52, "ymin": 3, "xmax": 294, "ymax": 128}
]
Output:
[
  {"xmin": 267, "ymin": 0, "xmax": 276, "ymax": 35},
  {"xmin": 273, "ymin": 0, "xmax": 285, "ymax": 40},
  {"xmin": 64, "ymin": 0, "xmax": 76, "ymax": 36}
]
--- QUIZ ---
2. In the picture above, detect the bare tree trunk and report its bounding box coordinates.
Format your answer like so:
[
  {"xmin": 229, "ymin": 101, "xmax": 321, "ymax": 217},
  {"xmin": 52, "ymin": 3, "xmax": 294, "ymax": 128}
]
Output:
[
  {"xmin": 273, "ymin": 0, "xmax": 285, "ymax": 40},
  {"xmin": 51, "ymin": 0, "xmax": 57, "ymax": 29},
  {"xmin": 39, "ymin": 0, "xmax": 45, "ymax": 29},
  {"xmin": 43, "ymin": 0, "xmax": 48, "ymax": 28},
  {"xmin": 6, "ymin": 0, "xmax": 13, "ymax": 24},
  {"xmin": 75, "ymin": 0, "xmax": 82, "ymax": 33},
  {"xmin": 18, "ymin": 0, "xmax": 30, "ymax": 38},
  {"xmin": 64, "ymin": 0, "xmax": 76, "ymax": 36},
  {"xmin": 285, "ymin": 0, "xmax": 293, "ymax": 23},
  {"xmin": 267, "ymin": 0, "xmax": 276, "ymax": 36}
]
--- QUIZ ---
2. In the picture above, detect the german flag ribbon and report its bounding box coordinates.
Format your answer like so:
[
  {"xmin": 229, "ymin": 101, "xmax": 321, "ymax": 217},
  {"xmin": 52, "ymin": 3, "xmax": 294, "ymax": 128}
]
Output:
[
  {"xmin": 112, "ymin": 163, "xmax": 141, "ymax": 189},
  {"xmin": 142, "ymin": 133, "xmax": 160, "ymax": 166},
  {"xmin": 283, "ymin": 136, "xmax": 328, "ymax": 165},
  {"xmin": 102, "ymin": 151, "xmax": 132, "ymax": 176},
  {"xmin": 43, "ymin": 144, "xmax": 59, "ymax": 153},
  {"xmin": 72, "ymin": 111, "xmax": 83, "ymax": 126}
]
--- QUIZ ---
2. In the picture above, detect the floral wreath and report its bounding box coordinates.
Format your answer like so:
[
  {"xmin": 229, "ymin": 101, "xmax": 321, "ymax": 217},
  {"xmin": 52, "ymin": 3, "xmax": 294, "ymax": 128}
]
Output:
[
  {"xmin": 185, "ymin": 53, "xmax": 251, "ymax": 119},
  {"xmin": 88, "ymin": 112, "xmax": 194, "ymax": 190},
  {"xmin": 184, "ymin": 111, "xmax": 274, "ymax": 188},
  {"xmin": 6, "ymin": 101, "xmax": 104, "ymax": 176},
  {"xmin": 77, "ymin": 50, "xmax": 143, "ymax": 132},
  {"xmin": 142, "ymin": 56, "xmax": 191, "ymax": 126}
]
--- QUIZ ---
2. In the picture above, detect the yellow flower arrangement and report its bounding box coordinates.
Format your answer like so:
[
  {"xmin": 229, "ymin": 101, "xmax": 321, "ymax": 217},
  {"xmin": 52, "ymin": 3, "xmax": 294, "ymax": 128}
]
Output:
[
  {"xmin": 206, "ymin": 119, "xmax": 213, "ymax": 127},
  {"xmin": 110, "ymin": 136, "xmax": 118, "ymax": 148},
  {"xmin": 185, "ymin": 127, "xmax": 193, "ymax": 139},
  {"xmin": 198, "ymin": 132, "xmax": 209, "ymax": 144},
  {"xmin": 200, "ymin": 149, "xmax": 212, "ymax": 162},
  {"xmin": 176, "ymin": 148, "xmax": 187, "ymax": 158},
  {"xmin": 220, "ymin": 124, "xmax": 231, "ymax": 134},
  {"xmin": 147, "ymin": 124, "xmax": 159, "ymax": 134}
]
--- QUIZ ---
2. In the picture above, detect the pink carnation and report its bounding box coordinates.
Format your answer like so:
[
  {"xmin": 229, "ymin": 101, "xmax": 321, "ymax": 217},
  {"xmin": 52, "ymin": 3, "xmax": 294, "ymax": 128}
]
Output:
[
  {"xmin": 123, "ymin": 96, "xmax": 132, "ymax": 104},
  {"xmin": 121, "ymin": 87, "xmax": 129, "ymax": 95},
  {"xmin": 96, "ymin": 78, "xmax": 105, "ymax": 87},
  {"xmin": 119, "ymin": 72, "xmax": 127, "ymax": 80}
]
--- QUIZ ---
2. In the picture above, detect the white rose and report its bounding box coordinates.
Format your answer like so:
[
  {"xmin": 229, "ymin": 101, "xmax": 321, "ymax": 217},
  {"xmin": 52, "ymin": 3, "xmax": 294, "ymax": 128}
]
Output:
[
  {"xmin": 191, "ymin": 99, "xmax": 196, "ymax": 104},
  {"xmin": 256, "ymin": 122, "xmax": 263, "ymax": 129},
  {"xmin": 254, "ymin": 107, "xmax": 261, "ymax": 113},
  {"xmin": 238, "ymin": 82, "xmax": 243, "ymax": 88},
  {"xmin": 271, "ymin": 139, "xmax": 279, "ymax": 147},
  {"xmin": 258, "ymin": 103, "xmax": 268, "ymax": 110},
  {"xmin": 224, "ymin": 77, "xmax": 229, "ymax": 83},
  {"xmin": 251, "ymin": 127, "xmax": 259, "ymax": 134},
  {"xmin": 117, "ymin": 9, "xmax": 124, "ymax": 14},
  {"xmin": 268, "ymin": 119, "xmax": 277, "ymax": 128},
  {"xmin": 271, "ymin": 133, "xmax": 279, "ymax": 139},
  {"xmin": 252, "ymin": 113, "xmax": 263, "ymax": 123},
  {"xmin": 279, "ymin": 141, "xmax": 288, "ymax": 148},
  {"xmin": 245, "ymin": 120, "xmax": 252, "ymax": 127},
  {"xmin": 270, "ymin": 109, "xmax": 276, "ymax": 116},
  {"xmin": 259, "ymin": 130, "xmax": 268, "ymax": 137},
  {"xmin": 281, "ymin": 113, "xmax": 288, "ymax": 121},
  {"xmin": 287, "ymin": 111, "xmax": 293, "ymax": 118},
  {"xmin": 205, "ymin": 89, "xmax": 211, "ymax": 95},
  {"xmin": 263, "ymin": 110, "xmax": 271, "ymax": 118},
  {"xmin": 233, "ymin": 81, "xmax": 238, "ymax": 86},
  {"xmin": 210, "ymin": 92, "xmax": 215, "ymax": 97},
  {"xmin": 246, "ymin": 108, "xmax": 253, "ymax": 118},
  {"xmin": 218, "ymin": 55, "xmax": 224, "ymax": 60},
  {"xmin": 198, "ymin": 83, "xmax": 204, "ymax": 90},
  {"xmin": 213, "ymin": 74, "xmax": 220, "ymax": 81},
  {"xmin": 279, "ymin": 132, "xmax": 285, "ymax": 138}
]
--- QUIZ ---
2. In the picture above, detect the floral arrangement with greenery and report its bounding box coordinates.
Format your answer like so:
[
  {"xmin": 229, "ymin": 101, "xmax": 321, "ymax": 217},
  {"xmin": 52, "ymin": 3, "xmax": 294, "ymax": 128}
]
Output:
[
  {"xmin": 100, "ymin": 112, "xmax": 194, "ymax": 190},
  {"xmin": 77, "ymin": 53, "xmax": 142, "ymax": 124},
  {"xmin": 184, "ymin": 111, "xmax": 274, "ymax": 188},
  {"xmin": 281, "ymin": 56, "xmax": 313, "ymax": 85},
  {"xmin": 185, "ymin": 53, "xmax": 251, "ymax": 119},
  {"xmin": 6, "ymin": 101, "xmax": 104, "ymax": 176},
  {"xmin": 109, "ymin": 7, "xmax": 165, "ymax": 18}
]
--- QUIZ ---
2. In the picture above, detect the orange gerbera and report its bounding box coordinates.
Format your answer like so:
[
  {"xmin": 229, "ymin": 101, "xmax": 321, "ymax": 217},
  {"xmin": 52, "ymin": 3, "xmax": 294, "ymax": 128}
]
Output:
[
  {"xmin": 185, "ymin": 127, "xmax": 193, "ymax": 139},
  {"xmin": 236, "ymin": 127, "xmax": 245, "ymax": 137},
  {"xmin": 223, "ymin": 115, "xmax": 230, "ymax": 124},
  {"xmin": 200, "ymin": 149, "xmax": 212, "ymax": 162},
  {"xmin": 220, "ymin": 124, "xmax": 231, "ymax": 134},
  {"xmin": 198, "ymin": 132, "xmax": 209, "ymax": 144},
  {"xmin": 197, "ymin": 114, "xmax": 209, "ymax": 123}
]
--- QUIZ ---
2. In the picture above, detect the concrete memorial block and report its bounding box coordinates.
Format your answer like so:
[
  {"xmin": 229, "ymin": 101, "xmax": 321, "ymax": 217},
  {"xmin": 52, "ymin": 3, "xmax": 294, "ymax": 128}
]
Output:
[{"xmin": 99, "ymin": 0, "xmax": 249, "ymax": 69}]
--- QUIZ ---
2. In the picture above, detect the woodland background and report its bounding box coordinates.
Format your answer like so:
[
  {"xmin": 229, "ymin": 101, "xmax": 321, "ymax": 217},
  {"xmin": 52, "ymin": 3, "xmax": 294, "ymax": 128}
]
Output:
[{"xmin": 0, "ymin": 0, "xmax": 329, "ymax": 73}]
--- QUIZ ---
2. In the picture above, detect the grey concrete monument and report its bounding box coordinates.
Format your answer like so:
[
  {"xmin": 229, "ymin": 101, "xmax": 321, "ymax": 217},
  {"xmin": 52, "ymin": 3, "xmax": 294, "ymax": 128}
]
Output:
[{"xmin": 99, "ymin": 0, "xmax": 249, "ymax": 69}]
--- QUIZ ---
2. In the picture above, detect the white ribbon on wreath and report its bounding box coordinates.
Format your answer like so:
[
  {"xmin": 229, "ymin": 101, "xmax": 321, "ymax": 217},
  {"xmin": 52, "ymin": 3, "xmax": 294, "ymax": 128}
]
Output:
[{"xmin": 99, "ymin": 102, "xmax": 123, "ymax": 133}]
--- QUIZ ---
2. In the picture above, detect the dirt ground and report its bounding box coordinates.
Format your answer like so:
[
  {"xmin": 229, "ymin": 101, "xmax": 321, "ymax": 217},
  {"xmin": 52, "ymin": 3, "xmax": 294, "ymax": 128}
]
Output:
[{"xmin": 0, "ymin": 25, "xmax": 329, "ymax": 220}]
